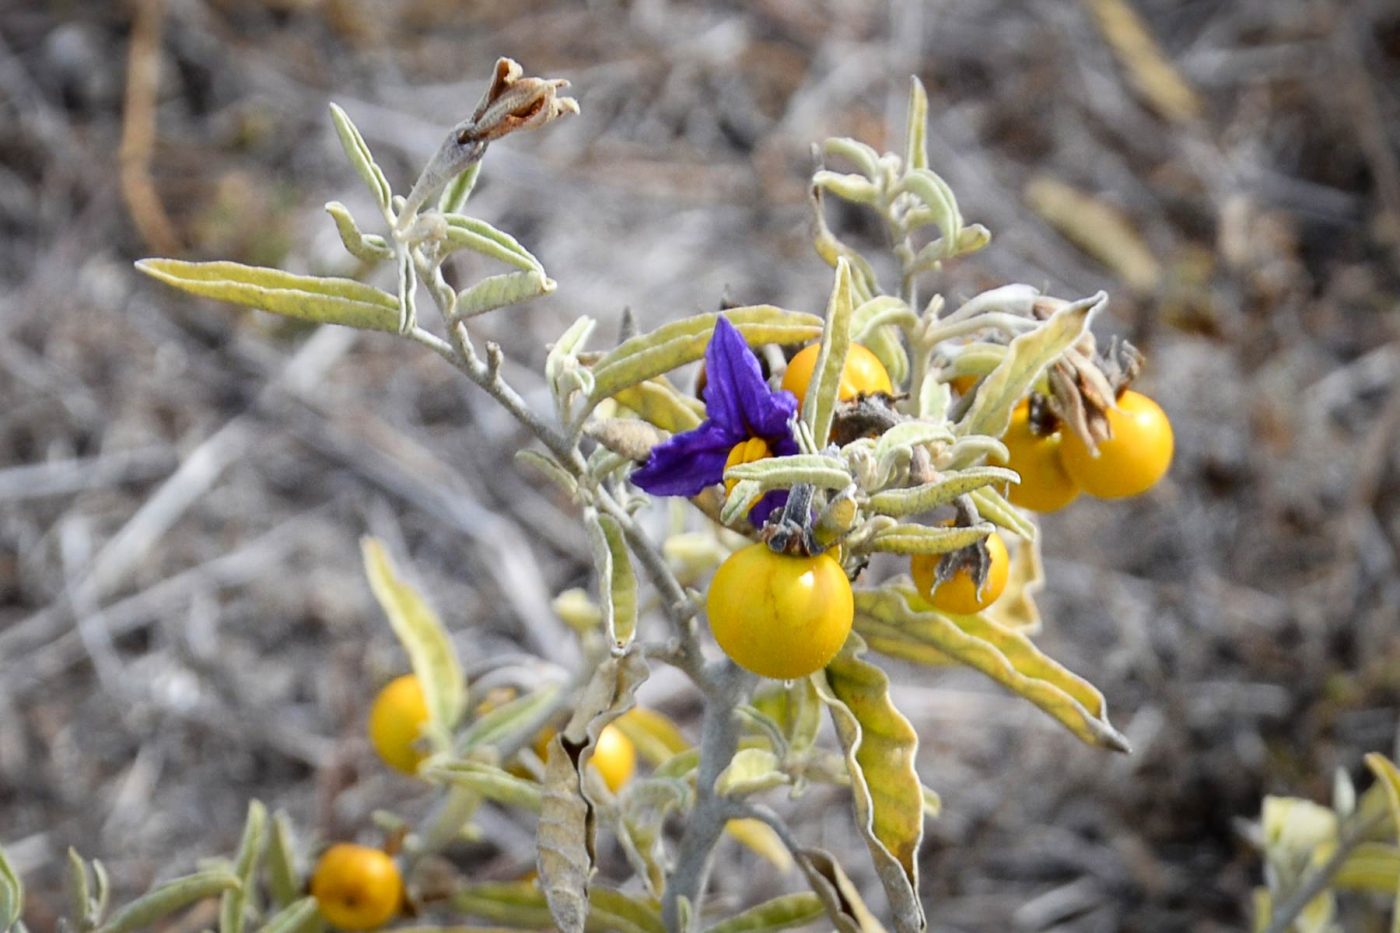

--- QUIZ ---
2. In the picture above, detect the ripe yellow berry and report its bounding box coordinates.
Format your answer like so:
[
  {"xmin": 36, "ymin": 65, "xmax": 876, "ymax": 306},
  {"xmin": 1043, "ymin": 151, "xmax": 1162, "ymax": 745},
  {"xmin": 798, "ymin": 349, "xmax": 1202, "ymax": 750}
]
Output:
[
  {"xmin": 780, "ymin": 343, "xmax": 893, "ymax": 406},
  {"xmin": 1058, "ymin": 390, "xmax": 1173, "ymax": 499},
  {"xmin": 367, "ymin": 674, "xmax": 429, "ymax": 774},
  {"xmin": 706, "ymin": 543, "xmax": 854, "ymax": 679},
  {"xmin": 310, "ymin": 844, "xmax": 402, "ymax": 930},
  {"xmin": 992, "ymin": 401, "xmax": 1080, "ymax": 513},
  {"xmin": 911, "ymin": 531, "xmax": 1011, "ymax": 615}
]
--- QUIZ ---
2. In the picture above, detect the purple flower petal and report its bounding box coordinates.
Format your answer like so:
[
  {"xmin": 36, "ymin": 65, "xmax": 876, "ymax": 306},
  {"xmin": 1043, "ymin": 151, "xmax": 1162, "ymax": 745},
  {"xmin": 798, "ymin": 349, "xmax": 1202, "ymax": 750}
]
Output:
[
  {"xmin": 631, "ymin": 422, "xmax": 735, "ymax": 496},
  {"xmin": 702, "ymin": 317, "xmax": 777, "ymax": 437}
]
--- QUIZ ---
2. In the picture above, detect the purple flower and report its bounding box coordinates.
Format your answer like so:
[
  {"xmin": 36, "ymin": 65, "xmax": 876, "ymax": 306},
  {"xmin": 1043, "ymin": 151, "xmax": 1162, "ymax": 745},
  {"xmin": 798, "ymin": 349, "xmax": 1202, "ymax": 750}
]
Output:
[{"xmin": 632, "ymin": 317, "xmax": 799, "ymax": 525}]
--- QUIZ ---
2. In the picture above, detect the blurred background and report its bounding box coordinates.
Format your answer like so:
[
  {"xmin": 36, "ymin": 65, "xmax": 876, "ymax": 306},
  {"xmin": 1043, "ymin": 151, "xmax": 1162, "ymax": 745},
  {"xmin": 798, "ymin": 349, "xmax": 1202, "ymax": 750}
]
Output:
[{"xmin": 2, "ymin": 0, "xmax": 1398, "ymax": 929}]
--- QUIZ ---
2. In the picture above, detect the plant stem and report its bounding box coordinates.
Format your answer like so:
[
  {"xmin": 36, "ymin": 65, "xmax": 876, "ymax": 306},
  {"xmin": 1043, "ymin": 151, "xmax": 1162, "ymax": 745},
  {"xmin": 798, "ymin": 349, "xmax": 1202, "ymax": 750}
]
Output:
[
  {"xmin": 662, "ymin": 660, "xmax": 751, "ymax": 930},
  {"xmin": 1261, "ymin": 812, "xmax": 1387, "ymax": 933}
]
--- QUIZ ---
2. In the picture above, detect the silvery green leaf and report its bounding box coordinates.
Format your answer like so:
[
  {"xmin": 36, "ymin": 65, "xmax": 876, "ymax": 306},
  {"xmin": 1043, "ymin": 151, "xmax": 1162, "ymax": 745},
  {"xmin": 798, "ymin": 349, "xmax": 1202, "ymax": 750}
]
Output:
[
  {"xmin": 944, "ymin": 283, "xmax": 1040, "ymax": 324},
  {"xmin": 957, "ymin": 293, "xmax": 1103, "ymax": 440},
  {"xmin": 67, "ymin": 849, "xmax": 90, "ymax": 930},
  {"xmin": 265, "ymin": 811, "xmax": 299, "ymax": 910},
  {"xmin": 867, "ymin": 467, "xmax": 1020, "ymax": 518},
  {"xmin": 851, "ymin": 297, "xmax": 916, "ymax": 338},
  {"xmin": 716, "ymin": 749, "xmax": 788, "ymax": 797},
  {"xmin": 816, "ymin": 635, "xmax": 925, "ymax": 933},
  {"xmin": 438, "ymin": 161, "xmax": 481, "ymax": 214},
  {"xmin": 654, "ymin": 747, "xmax": 701, "ymax": 781},
  {"xmin": 458, "ymin": 682, "xmax": 563, "ymax": 752},
  {"xmin": 822, "ymin": 137, "xmax": 883, "ymax": 178},
  {"xmin": 396, "ymin": 248, "xmax": 417, "ymax": 334},
  {"xmin": 916, "ymin": 373, "xmax": 951, "ymax": 421},
  {"xmin": 98, "ymin": 871, "xmax": 240, "ymax": 933},
  {"xmin": 802, "ymin": 258, "xmax": 856, "ymax": 447},
  {"xmin": 219, "ymin": 799, "xmax": 266, "ymax": 933},
  {"xmin": 810, "ymin": 187, "xmax": 879, "ymax": 301},
  {"xmin": 136, "ymin": 260, "xmax": 401, "ymax": 332},
  {"xmin": 441, "ymin": 213, "xmax": 542, "ymax": 272},
  {"xmin": 866, "ymin": 522, "xmax": 990, "ymax": 556},
  {"xmin": 362, "ymin": 537, "xmax": 467, "ymax": 735},
  {"xmin": 328, "ymin": 103, "xmax": 391, "ymax": 210},
  {"xmin": 587, "ymin": 307, "xmax": 823, "ymax": 410},
  {"xmin": 255, "ymin": 897, "xmax": 318, "ymax": 933},
  {"xmin": 793, "ymin": 848, "xmax": 887, "ymax": 933},
  {"xmin": 704, "ymin": 893, "xmax": 825, "ymax": 933},
  {"xmin": 515, "ymin": 449, "xmax": 580, "ymax": 500},
  {"xmin": 0, "ymin": 843, "xmax": 22, "ymax": 931},
  {"xmin": 968, "ymin": 486, "xmax": 1037, "ymax": 542},
  {"xmin": 720, "ymin": 479, "xmax": 763, "ymax": 526},
  {"xmin": 586, "ymin": 511, "xmax": 638, "ymax": 650},
  {"xmin": 874, "ymin": 421, "xmax": 954, "ymax": 459},
  {"xmin": 904, "ymin": 77, "xmax": 929, "ymax": 173},
  {"xmin": 324, "ymin": 201, "xmax": 393, "ymax": 262},
  {"xmin": 453, "ymin": 882, "xmax": 664, "ymax": 933},
  {"xmin": 1334, "ymin": 768, "xmax": 1357, "ymax": 821},
  {"xmin": 946, "ymin": 435, "xmax": 1010, "ymax": 471},
  {"xmin": 723, "ymin": 455, "xmax": 853, "ymax": 492},
  {"xmin": 427, "ymin": 762, "xmax": 544, "ymax": 812},
  {"xmin": 909, "ymin": 224, "xmax": 991, "ymax": 272},
  {"xmin": 814, "ymin": 170, "xmax": 880, "ymax": 205},
  {"xmin": 610, "ymin": 379, "xmax": 705, "ymax": 434},
  {"xmin": 898, "ymin": 168, "xmax": 962, "ymax": 244},
  {"xmin": 457, "ymin": 270, "xmax": 556, "ymax": 319},
  {"xmin": 854, "ymin": 587, "xmax": 1130, "ymax": 752},
  {"xmin": 547, "ymin": 317, "xmax": 595, "ymax": 387}
]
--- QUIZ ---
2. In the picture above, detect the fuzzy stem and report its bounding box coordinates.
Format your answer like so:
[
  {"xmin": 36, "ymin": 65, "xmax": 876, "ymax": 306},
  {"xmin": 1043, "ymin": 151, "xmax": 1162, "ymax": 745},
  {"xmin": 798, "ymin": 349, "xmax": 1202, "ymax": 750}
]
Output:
[{"xmin": 661, "ymin": 660, "xmax": 752, "ymax": 930}]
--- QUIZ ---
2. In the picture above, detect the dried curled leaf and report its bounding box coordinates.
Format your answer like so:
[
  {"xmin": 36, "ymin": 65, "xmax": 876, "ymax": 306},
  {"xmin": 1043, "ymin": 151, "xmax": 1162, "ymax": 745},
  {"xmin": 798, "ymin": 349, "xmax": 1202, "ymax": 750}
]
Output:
[
  {"xmin": 136, "ymin": 259, "xmax": 401, "ymax": 333},
  {"xmin": 817, "ymin": 636, "xmax": 925, "ymax": 933},
  {"xmin": 853, "ymin": 588, "xmax": 1130, "ymax": 752},
  {"xmin": 794, "ymin": 847, "xmax": 888, "ymax": 933}
]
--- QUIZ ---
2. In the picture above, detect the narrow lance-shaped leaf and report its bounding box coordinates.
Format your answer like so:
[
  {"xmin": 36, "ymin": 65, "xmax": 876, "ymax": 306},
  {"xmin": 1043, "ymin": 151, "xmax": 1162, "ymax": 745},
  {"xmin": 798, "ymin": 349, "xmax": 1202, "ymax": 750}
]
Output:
[
  {"xmin": 957, "ymin": 293, "xmax": 1102, "ymax": 440},
  {"xmin": 703, "ymin": 892, "xmax": 826, "ymax": 933},
  {"xmin": 453, "ymin": 882, "xmax": 664, "ymax": 933},
  {"xmin": 867, "ymin": 467, "xmax": 1021, "ymax": 518},
  {"xmin": 427, "ymin": 761, "xmax": 544, "ymax": 812},
  {"xmin": 256, "ymin": 896, "xmax": 320, "ymax": 933},
  {"xmin": 67, "ymin": 848, "xmax": 90, "ymax": 929},
  {"xmin": 586, "ymin": 307, "xmax": 823, "ymax": 409},
  {"xmin": 611, "ymin": 378, "xmax": 705, "ymax": 434},
  {"xmin": 968, "ymin": 486, "xmax": 1037, "ymax": 543},
  {"xmin": 458, "ymin": 270, "xmax": 556, "ymax": 319},
  {"xmin": 457, "ymin": 682, "xmax": 563, "ymax": 753},
  {"xmin": 438, "ymin": 161, "xmax": 482, "ymax": 214},
  {"xmin": 396, "ymin": 246, "xmax": 417, "ymax": 334},
  {"xmin": 328, "ymin": 103, "xmax": 391, "ymax": 210},
  {"xmin": 724, "ymin": 818, "xmax": 794, "ymax": 873},
  {"xmin": 865, "ymin": 522, "xmax": 990, "ymax": 556},
  {"xmin": 547, "ymin": 316, "xmax": 597, "ymax": 405},
  {"xmin": 1363, "ymin": 753, "xmax": 1400, "ymax": 933},
  {"xmin": 724, "ymin": 455, "xmax": 853, "ymax": 493},
  {"xmin": 136, "ymin": 260, "xmax": 401, "ymax": 333},
  {"xmin": 219, "ymin": 799, "xmax": 267, "ymax": 933},
  {"xmin": 854, "ymin": 587, "xmax": 1130, "ymax": 752},
  {"xmin": 97, "ymin": 871, "xmax": 241, "ymax": 933},
  {"xmin": 904, "ymin": 77, "xmax": 929, "ymax": 172},
  {"xmin": 598, "ymin": 513, "xmax": 637, "ymax": 649},
  {"xmin": 0, "ymin": 841, "xmax": 22, "ymax": 931},
  {"xmin": 716, "ymin": 748, "xmax": 788, "ymax": 797},
  {"xmin": 362, "ymin": 537, "xmax": 467, "ymax": 736},
  {"xmin": 324, "ymin": 201, "xmax": 393, "ymax": 262},
  {"xmin": 816, "ymin": 635, "xmax": 926, "ymax": 933},
  {"xmin": 441, "ymin": 213, "xmax": 543, "ymax": 272},
  {"xmin": 803, "ymin": 259, "xmax": 856, "ymax": 448},
  {"xmin": 265, "ymin": 811, "xmax": 299, "ymax": 910}
]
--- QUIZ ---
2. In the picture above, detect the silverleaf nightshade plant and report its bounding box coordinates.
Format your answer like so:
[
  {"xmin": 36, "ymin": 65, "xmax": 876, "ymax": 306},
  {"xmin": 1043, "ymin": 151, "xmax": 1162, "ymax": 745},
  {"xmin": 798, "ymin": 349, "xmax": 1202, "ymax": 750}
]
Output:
[{"xmin": 2, "ymin": 59, "xmax": 1174, "ymax": 933}]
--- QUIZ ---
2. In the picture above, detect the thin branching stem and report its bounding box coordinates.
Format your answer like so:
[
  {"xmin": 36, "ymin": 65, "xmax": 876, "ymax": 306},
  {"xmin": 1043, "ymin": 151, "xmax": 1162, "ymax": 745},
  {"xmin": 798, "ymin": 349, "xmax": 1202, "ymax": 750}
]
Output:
[{"xmin": 1262, "ymin": 812, "xmax": 1388, "ymax": 933}]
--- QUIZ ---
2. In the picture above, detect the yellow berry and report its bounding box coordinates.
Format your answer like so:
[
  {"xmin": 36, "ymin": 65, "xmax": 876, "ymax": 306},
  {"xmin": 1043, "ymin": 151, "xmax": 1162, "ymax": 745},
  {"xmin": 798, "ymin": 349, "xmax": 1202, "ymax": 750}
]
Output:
[
  {"xmin": 780, "ymin": 343, "xmax": 893, "ymax": 406},
  {"xmin": 1058, "ymin": 390, "xmax": 1173, "ymax": 499},
  {"xmin": 911, "ymin": 531, "xmax": 1010, "ymax": 615},
  {"xmin": 367, "ymin": 674, "xmax": 429, "ymax": 774},
  {"xmin": 310, "ymin": 844, "xmax": 402, "ymax": 930},
  {"xmin": 706, "ymin": 543, "xmax": 853, "ymax": 679}
]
